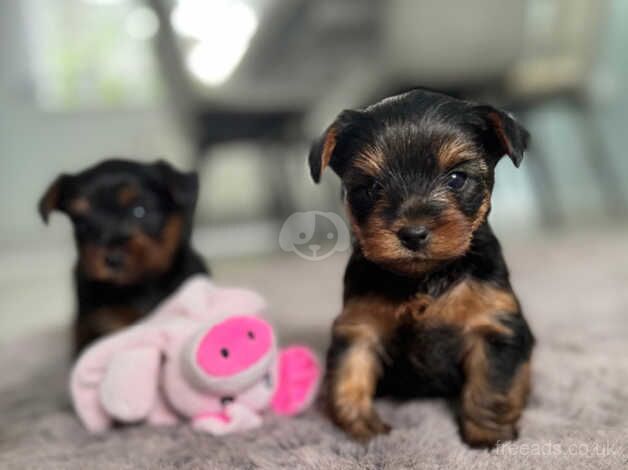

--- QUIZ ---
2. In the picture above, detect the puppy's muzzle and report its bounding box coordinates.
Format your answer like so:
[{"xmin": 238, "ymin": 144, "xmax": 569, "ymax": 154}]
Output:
[{"xmin": 397, "ymin": 225, "xmax": 431, "ymax": 251}]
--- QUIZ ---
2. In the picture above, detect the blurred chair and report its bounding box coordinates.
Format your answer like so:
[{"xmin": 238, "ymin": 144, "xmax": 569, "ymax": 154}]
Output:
[
  {"xmin": 503, "ymin": 0, "xmax": 627, "ymax": 223},
  {"xmin": 147, "ymin": 0, "xmax": 382, "ymax": 221},
  {"xmin": 305, "ymin": 0, "xmax": 550, "ymax": 219},
  {"xmin": 307, "ymin": 0, "xmax": 527, "ymax": 130},
  {"xmin": 147, "ymin": 0, "xmax": 309, "ymax": 220}
]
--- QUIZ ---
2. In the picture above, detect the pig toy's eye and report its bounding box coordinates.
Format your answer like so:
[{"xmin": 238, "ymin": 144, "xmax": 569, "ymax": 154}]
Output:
[
  {"xmin": 220, "ymin": 348, "xmax": 229, "ymax": 358},
  {"xmin": 247, "ymin": 331, "xmax": 255, "ymax": 339}
]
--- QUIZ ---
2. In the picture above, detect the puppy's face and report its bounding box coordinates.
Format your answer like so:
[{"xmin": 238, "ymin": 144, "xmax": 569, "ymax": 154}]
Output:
[
  {"xmin": 309, "ymin": 90, "xmax": 529, "ymax": 275},
  {"xmin": 39, "ymin": 159, "xmax": 199, "ymax": 285}
]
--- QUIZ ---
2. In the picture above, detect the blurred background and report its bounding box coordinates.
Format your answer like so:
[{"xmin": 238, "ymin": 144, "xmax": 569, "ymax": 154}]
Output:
[{"xmin": 1, "ymin": 0, "xmax": 627, "ymax": 343}]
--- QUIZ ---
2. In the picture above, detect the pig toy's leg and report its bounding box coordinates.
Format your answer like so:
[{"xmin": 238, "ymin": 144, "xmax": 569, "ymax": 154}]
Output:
[
  {"xmin": 192, "ymin": 403, "xmax": 262, "ymax": 435},
  {"xmin": 147, "ymin": 392, "xmax": 180, "ymax": 426},
  {"xmin": 71, "ymin": 375, "xmax": 113, "ymax": 433},
  {"xmin": 272, "ymin": 346, "xmax": 321, "ymax": 416}
]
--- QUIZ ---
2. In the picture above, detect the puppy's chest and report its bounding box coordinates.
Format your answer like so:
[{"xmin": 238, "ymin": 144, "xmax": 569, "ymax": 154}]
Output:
[
  {"xmin": 377, "ymin": 308, "xmax": 465, "ymax": 398},
  {"xmin": 391, "ymin": 289, "xmax": 468, "ymax": 364},
  {"xmin": 376, "ymin": 289, "xmax": 470, "ymax": 398}
]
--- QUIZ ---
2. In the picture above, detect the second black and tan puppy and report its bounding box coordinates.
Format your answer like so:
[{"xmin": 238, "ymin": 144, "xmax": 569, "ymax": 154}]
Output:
[
  {"xmin": 309, "ymin": 90, "xmax": 535, "ymax": 447},
  {"xmin": 39, "ymin": 159, "xmax": 208, "ymax": 355}
]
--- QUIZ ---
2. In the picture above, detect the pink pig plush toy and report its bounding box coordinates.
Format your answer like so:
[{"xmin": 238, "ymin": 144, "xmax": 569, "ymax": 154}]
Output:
[{"xmin": 70, "ymin": 275, "xmax": 320, "ymax": 435}]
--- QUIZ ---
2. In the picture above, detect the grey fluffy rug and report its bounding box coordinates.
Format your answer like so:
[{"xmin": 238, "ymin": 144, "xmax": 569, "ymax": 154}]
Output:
[{"xmin": 1, "ymin": 232, "xmax": 627, "ymax": 469}]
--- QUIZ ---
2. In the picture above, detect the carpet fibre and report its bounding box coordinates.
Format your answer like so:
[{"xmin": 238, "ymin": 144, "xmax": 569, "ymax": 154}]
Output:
[{"xmin": 1, "ymin": 232, "xmax": 627, "ymax": 469}]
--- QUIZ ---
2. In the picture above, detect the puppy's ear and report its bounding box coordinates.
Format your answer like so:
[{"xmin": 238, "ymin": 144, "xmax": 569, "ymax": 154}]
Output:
[
  {"xmin": 38, "ymin": 174, "xmax": 71, "ymax": 224},
  {"xmin": 474, "ymin": 105, "xmax": 529, "ymax": 167},
  {"xmin": 152, "ymin": 160, "xmax": 199, "ymax": 210},
  {"xmin": 308, "ymin": 110, "xmax": 365, "ymax": 183}
]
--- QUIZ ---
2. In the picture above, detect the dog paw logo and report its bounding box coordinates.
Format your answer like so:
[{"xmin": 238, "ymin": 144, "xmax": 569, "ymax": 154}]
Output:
[{"xmin": 279, "ymin": 211, "xmax": 351, "ymax": 261}]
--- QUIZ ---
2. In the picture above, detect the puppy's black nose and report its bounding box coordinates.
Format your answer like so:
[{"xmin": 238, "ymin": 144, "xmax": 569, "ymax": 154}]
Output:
[
  {"xmin": 104, "ymin": 251, "xmax": 125, "ymax": 270},
  {"xmin": 398, "ymin": 226, "xmax": 430, "ymax": 251}
]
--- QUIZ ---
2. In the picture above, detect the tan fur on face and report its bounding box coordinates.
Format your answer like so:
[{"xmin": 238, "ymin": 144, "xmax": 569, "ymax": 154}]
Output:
[
  {"xmin": 117, "ymin": 186, "xmax": 139, "ymax": 206},
  {"xmin": 436, "ymin": 136, "xmax": 480, "ymax": 170},
  {"xmin": 354, "ymin": 146, "xmax": 385, "ymax": 176},
  {"xmin": 125, "ymin": 215, "xmax": 183, "ymax": 277},
  {"xmin": 348, "ymin": 189, "xmax": 490, "ymax": 276},
  {"xmin": 429, "ymin": 192, "xmax": 490, "ymax": 260},
  {"xmin": 68, "ymin": 197, "xmax": 90, "ymax": 216},
  {"xmin": 348, "ymin": 200, "xmax": 440, "ymax": 275},
  {"xmin": 79, "ymin": 244, "xmax": 111, "ymax": 281},
  {"xmin": 345, "ymin": 131, "xmax": 492, "ymax": 276},
  {"xmin": 79, "ymin": 215, "xmax": 183, "ymax": 285}
]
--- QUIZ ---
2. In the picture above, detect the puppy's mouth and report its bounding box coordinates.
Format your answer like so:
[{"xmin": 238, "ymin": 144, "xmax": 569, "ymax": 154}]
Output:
[
  {"xmin": 356, "ymin": 227, "xmax": 470, "ymax": 276},
  {"xmin": 79, "ymin": 247, "xmax": 142, "ymax": 285}
]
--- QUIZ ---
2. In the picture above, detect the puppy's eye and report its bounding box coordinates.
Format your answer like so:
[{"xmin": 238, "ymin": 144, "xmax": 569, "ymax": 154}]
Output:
[
  {"xmin": 447, "ymin": 172, "xmax": 468, "ymax": 190},
  {"xmin": 132, "ymin": 205, "xmax": 146, "ymax": 219},
  {"xmin": 353, "ymin": 183, "xmax": 378, "ymax": 200}
]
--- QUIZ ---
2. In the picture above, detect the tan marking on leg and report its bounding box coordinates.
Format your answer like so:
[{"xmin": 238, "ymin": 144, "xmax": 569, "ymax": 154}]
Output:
[
  {"xmin": 399, "ymin": 278, "xmax": 528, "ymax": 447},
  {"xmin": 326, "ymin": 296, "xmax": 399, "ymax": 440},
  {"xmin": 460, "ymin": 339, "xmax": 531, "ymax": 447}
]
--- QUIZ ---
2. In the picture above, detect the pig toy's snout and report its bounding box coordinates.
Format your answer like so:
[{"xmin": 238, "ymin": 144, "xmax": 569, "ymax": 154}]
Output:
[{"xmin": 196, "ymin": 316, "xmax": 274, "ymax": 378}]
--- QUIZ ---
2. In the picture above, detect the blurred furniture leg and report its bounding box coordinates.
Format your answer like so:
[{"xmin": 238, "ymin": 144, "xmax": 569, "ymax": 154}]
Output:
[
  {"xmin": 515, "ymin": 107, "xmax": 564, "ymax": 227},
  {"xmin": 503, "ymin": 0, "xmax": 622, "ymax": 225},
  {"xmin": 567, "ymin": 96, "xmax": 628, "ymax": 219},
  {"xmin": 147, "ymin": 0, "xmax": 308, "ymax": 222}
]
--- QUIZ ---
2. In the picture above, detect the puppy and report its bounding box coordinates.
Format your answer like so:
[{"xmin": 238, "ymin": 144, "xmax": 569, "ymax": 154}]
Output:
[
  {"xmin": 309, "ymin": 90, "xmax": 535, "ymax": 447},
  {"xmin": 39, "ymin": 159, "xmax": 208, "ymax": 355}
]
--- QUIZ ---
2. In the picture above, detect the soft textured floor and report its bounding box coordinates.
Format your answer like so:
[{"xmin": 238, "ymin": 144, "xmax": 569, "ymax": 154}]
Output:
[{"xmin": 1, "ymin": 231, "xmax": 627, "ymax": 469}]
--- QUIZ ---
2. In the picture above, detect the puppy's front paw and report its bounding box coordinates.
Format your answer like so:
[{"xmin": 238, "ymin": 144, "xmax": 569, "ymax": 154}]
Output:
[
  {"xmin": 461, "ymin": 418, "xmax": 517, "ymax": 448},
  {"xmin": 328, "ymin": 393, "xmax": 391, "ymax": 441},
  {"xmin": 345, "ymin": 410, "xmax": 392, "ymax": 441}
]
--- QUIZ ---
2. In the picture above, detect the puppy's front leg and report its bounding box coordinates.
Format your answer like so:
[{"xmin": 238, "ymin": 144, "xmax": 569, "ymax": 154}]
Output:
[
  {"xmin": 460, "ymin": 314, "xmax": 534, "ymax": 448},
  {"xmin": 325, "ymin": 297, "xmax": 397, "ymax": 440}
]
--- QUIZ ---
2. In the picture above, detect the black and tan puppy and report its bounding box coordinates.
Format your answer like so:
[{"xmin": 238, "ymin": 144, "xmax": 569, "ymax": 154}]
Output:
[
  {"xmin": 309, "ymin": 90, "xmax": 535, "ymax": 447},
  {"xmin": 39, "ymin": 159, "xmax": 208, "ymax": 355}
]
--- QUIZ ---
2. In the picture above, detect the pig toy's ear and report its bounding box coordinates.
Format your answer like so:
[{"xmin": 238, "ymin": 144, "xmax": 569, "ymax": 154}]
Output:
[
  {"xmin": 204, "ymin": 288, "xmax": 267, "ymax": 319},
  {"xmin": 151, "ymin": 275, "xmax": 216, "ymax": 321},
  {"xmin": 152, "ymin": 276, "xmax": 267, "ymax": 324},
  {"xmin": 271, "ymin": 346, "xmax": 320, "ymax": 416}
]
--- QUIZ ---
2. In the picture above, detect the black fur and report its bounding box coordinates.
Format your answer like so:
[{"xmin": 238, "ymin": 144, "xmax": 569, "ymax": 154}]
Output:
[{"xmin": 487, "ymin": 314, "xmax": 535, "ymax": 392}]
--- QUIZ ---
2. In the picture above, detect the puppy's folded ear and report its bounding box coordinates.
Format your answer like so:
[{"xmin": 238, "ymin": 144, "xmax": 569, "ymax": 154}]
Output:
[
  {"xmin": 474, "ymin": 105, "xmax": 529, "ymax": 167},
  {"xmin": 152, "ymin": 160, "xmax": 199, "ymax": 210},
  {"xmin": 308, "ymin": 110, "xmax": 366, "ymax": 183},
  {"xmin": 39, "ymin": 174, "xmax": 71, "ymax": 224}
]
